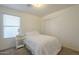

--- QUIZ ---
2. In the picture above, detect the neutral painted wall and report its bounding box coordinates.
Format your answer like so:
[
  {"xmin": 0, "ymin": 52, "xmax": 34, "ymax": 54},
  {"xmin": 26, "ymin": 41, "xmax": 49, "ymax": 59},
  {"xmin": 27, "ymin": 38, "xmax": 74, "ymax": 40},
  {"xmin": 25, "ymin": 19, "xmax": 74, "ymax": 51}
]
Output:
[
  {"xmin": 41, "ymin": 5, "xmax": 79, "ymax": 51},
  {"xmin": 0, "ymin": 6, "xmax": 41, "ymax": 50}
]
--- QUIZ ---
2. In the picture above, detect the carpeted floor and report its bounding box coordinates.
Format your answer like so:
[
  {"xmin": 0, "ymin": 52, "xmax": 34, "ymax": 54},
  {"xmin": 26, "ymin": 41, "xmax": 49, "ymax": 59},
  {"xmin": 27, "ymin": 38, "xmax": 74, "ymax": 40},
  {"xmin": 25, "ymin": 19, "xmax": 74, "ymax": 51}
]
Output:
[
  {"xmin": 0, "ymin": 47, "xmax": 32, "ymax": 55},
  {"xmin": 59, "ymin": 47, "xmax": 79, "ymax": 55},
  {"xmin": 0, "ymin": 47, "xmax": 79, "ymax": 55}
]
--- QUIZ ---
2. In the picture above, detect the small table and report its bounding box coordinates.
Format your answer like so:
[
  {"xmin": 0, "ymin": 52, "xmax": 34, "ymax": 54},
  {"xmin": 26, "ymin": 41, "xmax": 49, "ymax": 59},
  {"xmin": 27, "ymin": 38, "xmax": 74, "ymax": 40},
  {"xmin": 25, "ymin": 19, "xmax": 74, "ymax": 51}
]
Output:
[{"xmin": 16, "ymin": 34, "xmax": 25, "ymax": 49}]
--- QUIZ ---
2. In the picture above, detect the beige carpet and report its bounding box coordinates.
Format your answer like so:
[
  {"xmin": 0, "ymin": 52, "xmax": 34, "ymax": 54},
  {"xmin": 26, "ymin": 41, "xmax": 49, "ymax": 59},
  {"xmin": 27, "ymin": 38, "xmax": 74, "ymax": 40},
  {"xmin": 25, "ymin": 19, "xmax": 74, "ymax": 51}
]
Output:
[
  {"xmin": 0, "ymin": 47, "xmax": 79, "ymax": 55},
  {"xmin": 59, "ymin": 47, "xmax": 79, "ymax": 55},
  {"xmin": 0, "ymin": 47, "xmax": 32, "ymax": 55}
]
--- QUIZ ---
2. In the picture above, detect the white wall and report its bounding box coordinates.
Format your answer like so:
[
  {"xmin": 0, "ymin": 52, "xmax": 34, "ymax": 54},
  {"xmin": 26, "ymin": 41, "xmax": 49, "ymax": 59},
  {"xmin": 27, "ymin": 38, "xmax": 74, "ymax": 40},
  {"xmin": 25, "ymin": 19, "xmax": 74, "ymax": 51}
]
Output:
[
  {"xmin": 0, "ymin": 6, "xmax": 41, "ymax": 50},
  {"xmin": 41, "ymin": 5, "xmax": 79, "ymax": 51}
]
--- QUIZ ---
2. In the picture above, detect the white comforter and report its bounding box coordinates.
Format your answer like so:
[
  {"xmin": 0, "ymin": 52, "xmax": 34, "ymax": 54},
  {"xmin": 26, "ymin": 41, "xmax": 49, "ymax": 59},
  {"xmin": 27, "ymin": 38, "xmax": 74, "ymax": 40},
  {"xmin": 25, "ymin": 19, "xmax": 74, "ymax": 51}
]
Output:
[{"xmin": 24, "ymin": 34, "xmax": 61, "ymax": 55}]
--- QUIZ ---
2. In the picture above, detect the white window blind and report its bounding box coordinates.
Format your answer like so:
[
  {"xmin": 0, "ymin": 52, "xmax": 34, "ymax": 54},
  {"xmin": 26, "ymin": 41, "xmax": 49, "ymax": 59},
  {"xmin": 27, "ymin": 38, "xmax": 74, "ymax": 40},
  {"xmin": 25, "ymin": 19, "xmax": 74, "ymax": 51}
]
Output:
[{"xmin": 3, "ymin": 14, "xmax": 20, "ymax": 38}]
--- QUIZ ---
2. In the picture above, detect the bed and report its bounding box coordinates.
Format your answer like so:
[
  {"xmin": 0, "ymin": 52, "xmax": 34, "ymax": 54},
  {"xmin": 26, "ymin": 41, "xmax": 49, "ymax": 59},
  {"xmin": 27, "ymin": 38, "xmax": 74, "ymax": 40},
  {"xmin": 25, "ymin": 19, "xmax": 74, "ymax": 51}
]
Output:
[{"xmin": 24, "ymin": 31, "xmax": 61, "ymax": 55}]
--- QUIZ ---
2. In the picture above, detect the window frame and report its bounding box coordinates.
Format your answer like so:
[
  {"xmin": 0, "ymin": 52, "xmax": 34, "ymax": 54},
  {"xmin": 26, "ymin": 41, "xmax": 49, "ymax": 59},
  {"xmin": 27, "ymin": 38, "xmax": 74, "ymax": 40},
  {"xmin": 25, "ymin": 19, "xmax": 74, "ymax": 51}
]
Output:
[{"xmin": 3, "ymin": 14, "xmax": 21, "ymax": 39}]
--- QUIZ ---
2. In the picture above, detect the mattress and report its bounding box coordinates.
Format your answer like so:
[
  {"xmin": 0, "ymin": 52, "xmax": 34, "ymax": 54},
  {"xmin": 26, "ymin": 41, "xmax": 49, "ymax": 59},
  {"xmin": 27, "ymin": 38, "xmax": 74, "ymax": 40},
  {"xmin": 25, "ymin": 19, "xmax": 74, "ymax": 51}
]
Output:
[{"xmin": 24, "ymin": 34, "xmax": 61, "ymax": 55}]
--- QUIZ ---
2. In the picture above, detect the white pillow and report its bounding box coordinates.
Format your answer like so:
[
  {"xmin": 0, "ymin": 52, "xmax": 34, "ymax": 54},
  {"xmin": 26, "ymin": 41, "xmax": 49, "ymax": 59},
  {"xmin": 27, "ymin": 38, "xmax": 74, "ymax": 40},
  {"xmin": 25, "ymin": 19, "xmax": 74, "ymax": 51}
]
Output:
[{"xmin": 25, "ymin": 31, "xmax": 40, "ymax": 36}]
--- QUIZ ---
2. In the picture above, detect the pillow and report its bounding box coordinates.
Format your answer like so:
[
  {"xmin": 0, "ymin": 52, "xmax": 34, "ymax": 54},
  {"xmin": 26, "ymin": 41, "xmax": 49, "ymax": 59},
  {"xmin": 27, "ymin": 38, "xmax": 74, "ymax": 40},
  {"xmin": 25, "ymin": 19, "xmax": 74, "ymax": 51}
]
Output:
[{"xmin": 25, "ymin": 31, "xmax": 40, "ymax": 36}]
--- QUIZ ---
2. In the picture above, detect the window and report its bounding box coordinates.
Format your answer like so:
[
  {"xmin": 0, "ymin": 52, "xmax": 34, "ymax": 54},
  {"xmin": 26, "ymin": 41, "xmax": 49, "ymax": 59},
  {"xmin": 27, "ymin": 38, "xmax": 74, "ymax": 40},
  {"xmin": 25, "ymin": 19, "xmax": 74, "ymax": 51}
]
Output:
[{"xmin": 3, "ymin": 14, "xmax": 20, "ymax": 38}]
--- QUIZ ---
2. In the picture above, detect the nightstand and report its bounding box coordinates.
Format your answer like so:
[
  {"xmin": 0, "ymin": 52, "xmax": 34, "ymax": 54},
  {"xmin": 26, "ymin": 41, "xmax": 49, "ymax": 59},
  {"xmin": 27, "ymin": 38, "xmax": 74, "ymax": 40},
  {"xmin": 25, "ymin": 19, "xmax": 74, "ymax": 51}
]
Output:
[{"xmin": 16, "ymin": 34, "xmax": 25, "ymax": 49}]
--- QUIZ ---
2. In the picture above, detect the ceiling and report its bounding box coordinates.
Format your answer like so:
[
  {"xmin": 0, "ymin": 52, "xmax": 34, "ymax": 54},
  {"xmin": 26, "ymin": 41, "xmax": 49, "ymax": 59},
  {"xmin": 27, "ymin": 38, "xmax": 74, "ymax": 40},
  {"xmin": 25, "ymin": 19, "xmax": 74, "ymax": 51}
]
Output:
[{"xmin": 0, "ymin": 4, "xmax": 75, "ymax": 17}]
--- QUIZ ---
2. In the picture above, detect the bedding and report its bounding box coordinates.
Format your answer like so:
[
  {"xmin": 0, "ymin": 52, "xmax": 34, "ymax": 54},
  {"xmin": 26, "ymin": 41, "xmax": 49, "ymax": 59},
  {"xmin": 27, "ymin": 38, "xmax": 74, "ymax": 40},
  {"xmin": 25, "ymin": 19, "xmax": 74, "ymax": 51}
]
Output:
[{"xmin": 24, "ymin": 33, "xmax": 61, "ymax": 55}]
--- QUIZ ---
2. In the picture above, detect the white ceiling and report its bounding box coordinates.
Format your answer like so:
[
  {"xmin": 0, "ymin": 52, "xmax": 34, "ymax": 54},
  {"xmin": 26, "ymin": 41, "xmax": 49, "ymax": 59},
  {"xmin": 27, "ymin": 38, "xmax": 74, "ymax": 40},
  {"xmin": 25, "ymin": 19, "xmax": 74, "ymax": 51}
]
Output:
[{"xmin": 0, "ymin": 4, "xmax": 75, "ymax": 17}]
